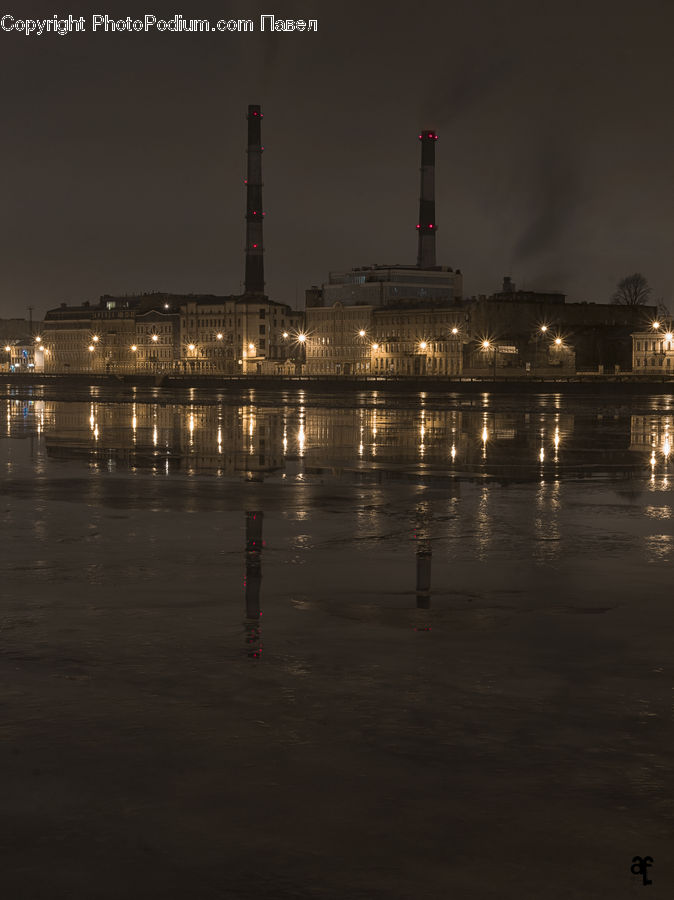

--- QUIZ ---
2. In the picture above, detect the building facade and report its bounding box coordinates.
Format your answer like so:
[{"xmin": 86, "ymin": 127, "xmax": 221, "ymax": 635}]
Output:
[
  {"xmin": 308, "ymin": 264, "xmax": 463, "ymax": 309},
  {"xmin": 305, "ymin": 301, "xmax": 467, "ymax": 376},
  {"xmin": 632, "ymin": 326, "xmax": 674, "ymax": 373},
  {"xmin": 42, "ymin": 293, "xmax": 304, "ymax": 374}
]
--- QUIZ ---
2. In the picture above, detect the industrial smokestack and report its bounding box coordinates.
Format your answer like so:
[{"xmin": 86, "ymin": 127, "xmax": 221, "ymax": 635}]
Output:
[
  {"xmin": 244, "ymin": 104, "xmax": 265, "ymax": 296},
  {"xmin": 416, "ymin": 129, "xmax": 437, "ymax": 269}
]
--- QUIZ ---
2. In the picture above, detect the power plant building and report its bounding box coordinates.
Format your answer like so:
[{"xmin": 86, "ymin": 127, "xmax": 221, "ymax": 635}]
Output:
[{"xmin": 305, "ymin": 126, "xmax": 467, "ymax": 375}]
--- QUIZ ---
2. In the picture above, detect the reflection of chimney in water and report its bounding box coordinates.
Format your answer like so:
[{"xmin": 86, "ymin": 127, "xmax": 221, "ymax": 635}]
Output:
[
  {"xmin": 415, "ymin": 500, "xmax": 432, "ymax": 613},
  {"xmin": 244, "ymin": 510, "xmax": 264, "ymax": 657}
]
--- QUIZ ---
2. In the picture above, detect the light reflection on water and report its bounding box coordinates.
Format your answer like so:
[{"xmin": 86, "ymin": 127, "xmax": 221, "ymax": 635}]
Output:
[
  {"xmin": 1, "ymin": 389, "xmax": 673, "ymax": 483},
  {"xmin": 1, "ymin": 388, "xmax": 673, "ymax": 599}
]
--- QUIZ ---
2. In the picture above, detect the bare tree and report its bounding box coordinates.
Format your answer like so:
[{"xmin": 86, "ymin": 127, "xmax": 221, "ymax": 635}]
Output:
[{"xmin": 611, "ymin": 273, "xmax": 652, "ymax": 306}]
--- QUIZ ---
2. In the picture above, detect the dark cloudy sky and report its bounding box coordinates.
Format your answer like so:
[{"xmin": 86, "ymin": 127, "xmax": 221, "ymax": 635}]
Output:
[{"xmin": 1, "ymin": 0, "xmax": 672, "ymax": 318}]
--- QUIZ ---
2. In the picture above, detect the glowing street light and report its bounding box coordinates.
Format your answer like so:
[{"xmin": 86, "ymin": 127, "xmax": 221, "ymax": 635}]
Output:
[
  {"xmin": 665, "ymin": 332, "xmax": 673, "ymax": 343},
  {"xmin": 88, "ymin": 345, "xmax": 95, "ymax": 352},
  {"xmin": 92, "ymin": 335, "xmax": 99, "ymax": 343},
  {"xmin": 38, "ymin": 345, "xmax": 44, "ymax": 352},
  {"xmin": 554, "ymin": 337, "xmax": 562, "ymax": 347},
  {"xmin": 282, "ymin": 331, "xmax": 289, "ymax": 338},
  {"xmin": 419, "ymin": 341, "xmax": 427, "ymax": 350},
  {"xmin": 372, "ymin": 342, "xmax": 379, "ymax": 351},
  {"xmin": 540, "ymin": 325, "xmax": 548, "ymax": 333},
  {"xmin": 216, "ymin": 333, "xmax": 223, "ymax": 340},
  {"xmin": 297, "ymin": 333, "xmax": 306, "ymax": 343},
  {"xmin": 34, "ymin": 335, "xmax": 42, "ymax": 343},
  {"xmin": 482, "ymin": 340, "xmax": 491, "ymax": 350},
  {"xmin": 131, "ymin": 344, "xmax": 138, "ymax": 352},
  {"xmin": 652, "ymin": 321, "xmax": 661, "ymax": 330},
  {"xmin": 248, "ymin": 342, "xmax": 255, "ymax": 352},
  {"xmin": 358, "ymin": 329, "xmax": 366, "ymax": 337},
  {"xmin": 4, "ymin": 345, "xmax": 11, "ymax": 353},
  {"xmin": 451, "ymin": 326, "xmax": 459, "ymax": 335},
  {"xmin": 151, "ymin": 334, "xmax": 159, "ymax": 342},
  {"xmin": 188, "ymin": 343, "xmax": 195, "ymax": 351}
]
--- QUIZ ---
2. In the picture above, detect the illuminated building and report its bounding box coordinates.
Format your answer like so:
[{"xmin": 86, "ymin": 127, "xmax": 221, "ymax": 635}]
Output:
[{"xmin": 632, "ymin": 325, "xmax": 674, "ymax": 373}]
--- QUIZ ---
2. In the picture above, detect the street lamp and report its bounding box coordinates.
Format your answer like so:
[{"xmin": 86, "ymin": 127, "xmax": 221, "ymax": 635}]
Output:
[
  {"xmin": 533, "ymin": 325, "xmax": 549, "ymax": 375},
  {"xmin": 358, "ymin": 329, "xmax": 366, "ymax": 337},
  {"xmin": 151, "ymin": 334, "xmax": 159, "ymax": 342},
  {"xmin": 482, "ymin": 340, "xmax": 496, "ymax": 379},
  {"xmin": 297, "ymin": 334, "xmax": 306, "ymax": 343}
]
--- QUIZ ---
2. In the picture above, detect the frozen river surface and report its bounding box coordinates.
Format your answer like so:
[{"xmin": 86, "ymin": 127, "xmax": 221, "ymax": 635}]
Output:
[{"xmin": 1, "ymin": 385, "xmax": 674, "ymax": 898}]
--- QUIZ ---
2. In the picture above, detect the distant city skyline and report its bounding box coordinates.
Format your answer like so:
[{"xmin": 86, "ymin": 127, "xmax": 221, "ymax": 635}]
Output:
[{"xmin": 1, "ymin": 0, "xmax": 672, "ymax": 318}]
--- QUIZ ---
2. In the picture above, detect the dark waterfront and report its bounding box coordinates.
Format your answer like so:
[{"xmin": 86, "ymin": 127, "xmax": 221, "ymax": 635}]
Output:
[{"xmin": 2, "ymin": 385, "xmax": 674, "ymax": 898}]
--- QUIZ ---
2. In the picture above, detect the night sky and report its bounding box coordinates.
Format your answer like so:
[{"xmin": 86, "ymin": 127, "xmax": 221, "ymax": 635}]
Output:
[{"xmin": 2, "ymin": 0, "xmax": 672, "ymax": 319}]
